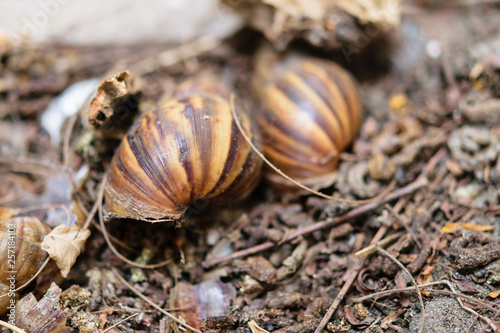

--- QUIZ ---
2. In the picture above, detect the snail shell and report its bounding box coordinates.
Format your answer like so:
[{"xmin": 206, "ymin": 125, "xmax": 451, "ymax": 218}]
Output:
[
  {"xmin": 253, "ymin": 51, "xmax": 363, "ymax": 189},
  {"xmin": 105, "ymin": 79, "xmax": 262, "ymax": 221},
  {"xmin": 0, "ymin": 217, "xmax": 50, "ymax": 290}
]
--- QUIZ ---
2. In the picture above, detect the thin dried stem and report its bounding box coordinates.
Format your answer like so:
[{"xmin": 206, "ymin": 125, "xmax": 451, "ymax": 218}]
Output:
[
  {"xmin": 112, "ymin": 268, "xmax": 202, "ymax": 333},
  {"xmin": 352, "ymin": 280, "xmax": 498, "ymax": 331},
  {"xmin": 229, "ymin": 94, "xmax": 396, "ymax": 205},
  {"xmin": 354, "ymin": 232, "xmax": 404, "ymax": 257},
  {"xmin": 375, "ymin": 245, "xmax": 425, "ymax": 333},
  {"xmin": 130, "ymin": 35, "xmax": 221, "ymax": 75},
  {"xmin": 314, "ymin": 225, "xmax": 389, "ymax": 333},
  {"xmin": 82, "ymin": 193, "xmax": 100, "ymax": 230},
  {"xmin": 102, "ymin": 313, "xmax": 140, "ymax": 333},
  {"xmin": 62, "ymin": 112, "xmax": 79, "ymax": 168},
  {"xmin": 98, "ymin": 175, "xmax": 172, "ymax": 269},
  {"xmin": 15, "ymin": 204, "xmax": 71, "ymax": 225},
  {"xmin": 0, "ymin": 257, "xmax": 50, "ymax": 300},
  {"xmin": 0, "ymin": 320, "xmax": 26, "ymax": 333},
  {"xmin": 202, "ymin": 176, "xmax": 428, "ymax": 268}
]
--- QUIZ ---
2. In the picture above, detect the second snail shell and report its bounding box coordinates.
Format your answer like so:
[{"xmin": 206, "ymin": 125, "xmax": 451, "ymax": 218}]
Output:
[
  {"xmin": 104, "ymin": 78, "xmax": 263, "ymax": 221},
  {"xmin": 253, "ymin": 51, "xmax": 363, "ymax": 190},
  {"xmin": 0, "ymin": 216, "xmax": 50, "ymax": 314}
]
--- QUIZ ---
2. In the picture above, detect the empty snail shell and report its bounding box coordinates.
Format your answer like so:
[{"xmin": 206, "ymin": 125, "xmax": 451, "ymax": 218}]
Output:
[
  {"xmin": 0, "ymin": 217, "xmax": 50, "ymax": 313},
  {"xmin": 104, "ymin": 77, "xmax": 263, "ymax": 221},
  {"xmin": 252, "ymin": 50, "xmax": 363, "ymax": 189}
]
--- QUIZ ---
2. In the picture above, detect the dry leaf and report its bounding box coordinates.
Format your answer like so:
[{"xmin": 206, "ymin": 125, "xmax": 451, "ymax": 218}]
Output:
[
  {"xmin": 417, "ymin": 266, "xmax": 434, "ymax": 297},
  {"xmin": 441, "ymin": 222, "xmax": 494, "ymax": 234},
  {"xmin": 380, "ymin": 309, "xmax": 406, "ymax": 329},
  {"xmin": 15, "ymin": 283, "xmax": 70, "ymax": 333},
  {"xmin": 248, "ymin": 320, "xmax": 270, "ymax": 333},
  {"xmin": 0, "ymin": 207, "xmax": 19, "ymax": 219},
  {"xmin": 87, "ymin": 71, "xmax": 142, "ymax": 140},
  {"xmin": 487, "ymin": 290, "xmax": 500, "ymax": 299},
  {"xmin": 333, "ymin": 0, "xmax": 400, "ymax": 26},
  {"xmin": 41, "ymin": 225, "xmax": 90, "ymax": 278},
  {"xmin": 222, "ymin": 0, "xmax": 400, "ymax": 51},
  {"xmin": 261, "ymin": 0, "xmax": 400, "ymax": 25},
  {"xmin": 262, "ymin": 0, "xmax": 325, "ymax": 20}
]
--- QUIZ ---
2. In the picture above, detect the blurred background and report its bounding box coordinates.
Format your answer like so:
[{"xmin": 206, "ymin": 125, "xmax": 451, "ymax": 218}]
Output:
[{"xmin": 0, "ymin": 0, "xmax": 242, "ymax": 46}]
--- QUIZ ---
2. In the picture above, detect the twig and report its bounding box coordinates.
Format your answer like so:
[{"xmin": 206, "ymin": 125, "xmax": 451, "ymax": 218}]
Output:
[
  {"xmin": 353, "ymin": 280, "xmax": 465, "ymax": 303},
  {"xmin": 82, "ymin": 190, "xmax": 101, "ymax": 230},
  {"xmin": 112, "ymin": 268, "xmax": 202, "ymax": 333},
  {"xmin": 131, "ymin": 35, "xmax": 221, "ymax": 75},
  {"xmin": 426, "ymin": 289, "xmax": 497, "ymax": 331},
  {"xmin": 385, "ymin": 204, "xmax": 421, "ymax": 248},
  {"xmin": 375, "ymin": 245, "xmax": 425, "ymax": 333},
  {"xmin": 315, "ymin": 258, "xmax": 363, "ymax": 333},
  {"xmin": 98, "ymin": 175, "xmax": 172, "ymax": 269},
  {"xmin": 354, "ymin": 232, "xmax": 404, "ymax": 257},
  {"xmin": 202, "ymin": 176, "xmax": 428, "ymax": 268},
  {"xmin": 75, "ymin": 195, "xmax": 136, "ymax": 252},
  {"xmin": 0, "ymin": 320, "xmax": 26, "ymax": 333},
  {"xmin": 102, "ymin": 313, "xmax": 140, "ymax": 333},
  {"xmin": 15, "ymin": 204, "xmax": 71, "ymax": 226},
  {"xmin": 407, "ymin": 230, "xmax": 431, "ymax": 274},
  {"xmin": 314, "ymin": 225, "xmax": 390, "ymax": 333},
  {"xmin": 62, "ymin": 112, "xmax": 79, "ymax": 168},
  {"xmin": 352, "ymin": 280, "xmax": 498, "ymax": 331}
]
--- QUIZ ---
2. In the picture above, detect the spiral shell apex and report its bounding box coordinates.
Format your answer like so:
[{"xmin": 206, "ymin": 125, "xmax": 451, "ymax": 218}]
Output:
[
  {"xmin": 104, "ymin": 85, "xmax": 262, "ymax": 221},
  {"xmin": 253, "ymin": 53, "xmax": 363, "ymax": 189}
]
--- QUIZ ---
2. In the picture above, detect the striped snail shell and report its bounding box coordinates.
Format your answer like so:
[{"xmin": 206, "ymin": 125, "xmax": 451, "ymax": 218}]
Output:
[
  {"xmin": 252, "ymin": 50, "xmax": 363, "ymax": 190},
  {"xmin": 104, "ymin": 77, "xmax": 263, "ymax": 221},
  {"xmin": 0, "ymin": 216, "xmax": 50, "ymax": 308}
]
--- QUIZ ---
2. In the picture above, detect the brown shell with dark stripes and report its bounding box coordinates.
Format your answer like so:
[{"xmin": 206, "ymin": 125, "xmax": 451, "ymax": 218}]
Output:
[
  {"xmin": 0, "ymin": 217, "xmax": 50, "ymax": 288},
  {"xmin": 253, "ymin": 53, "xmax": 363, "ymax": 189},
  {"xmin": 104, "ymin": 85, "xmax": 263, "ymax": 221}
]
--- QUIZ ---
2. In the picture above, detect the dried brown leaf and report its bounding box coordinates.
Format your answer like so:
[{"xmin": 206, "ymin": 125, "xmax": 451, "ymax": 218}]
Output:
[
  {"xmin": 41, "ymin": 225, "xmax": 90, "ymax": 278},
  {"xmin": 15, "ymin": 283, "xmax": 70, "ymax": 333},
  {"xmin": 261, "ymin": 0, "xmax": 400, "ymax": 26},
  {"xmin": 487, "ymin": 290, "xmax": 500, "ymax": 299},
  {"xmin": 87, "ymin": 71, "xmax": 142, "ymax": 139}
]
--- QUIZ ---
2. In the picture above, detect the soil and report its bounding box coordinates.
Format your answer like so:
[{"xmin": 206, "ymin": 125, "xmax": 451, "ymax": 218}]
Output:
[{"xmin": 1, "ymin": 2, "xmax": 500, "ymax": 333}]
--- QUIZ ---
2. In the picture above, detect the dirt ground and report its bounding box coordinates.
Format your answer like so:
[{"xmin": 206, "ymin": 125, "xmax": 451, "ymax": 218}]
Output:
[{"xmin": 1, "ymin": 1, "xmax": 500, "ymax": 333}]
